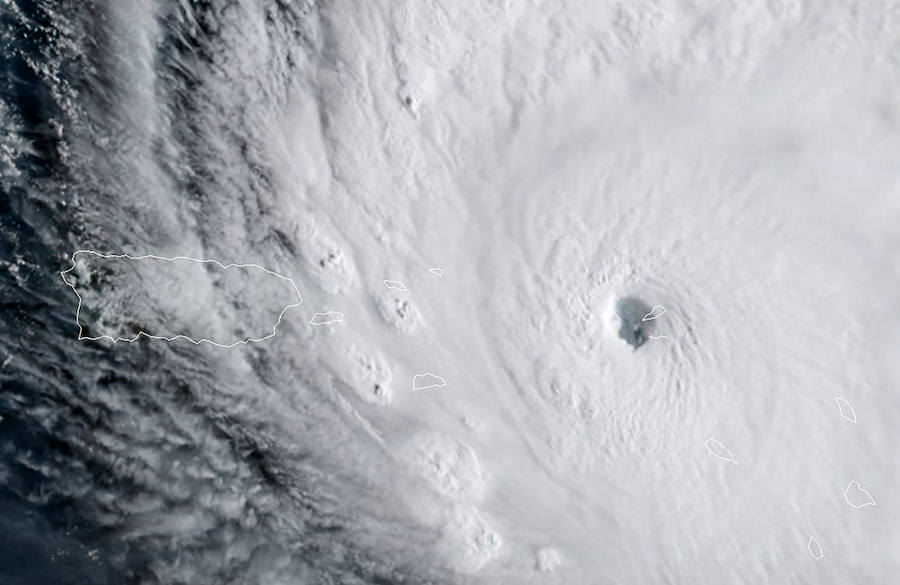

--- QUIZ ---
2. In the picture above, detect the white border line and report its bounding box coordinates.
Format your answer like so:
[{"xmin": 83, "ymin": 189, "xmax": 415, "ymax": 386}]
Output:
[
  {"xmin": 59, "ymin": 249, "xmax": 303, "ymax": 348},
  {"xmin": 382, "ymin": 279, "xmax": 408, "ymax": 292},
  {"xmin": 412, "ymin": 372, "xmax": 446, "ymax": 391},
  {"xmin": 310, "ymin": 311, "xmax": 344, "ymax": 326},
  {"xmin": 704, "ymin": 437, "xmax": 739, "ymax": 466},
  {"xmin": 843, "ymin": 480, "xmax": 876, "ymax": 508},
  {"xmin": 642, "ymin": 305, "xmax": 666, "ymax": 321},
  {"xmin": 834, "ymin": 396, "xmax": 858, "ymax": 423},
  {"xmin": 807, "ymin": 536, "xmax": 824, "ymax": 560}
]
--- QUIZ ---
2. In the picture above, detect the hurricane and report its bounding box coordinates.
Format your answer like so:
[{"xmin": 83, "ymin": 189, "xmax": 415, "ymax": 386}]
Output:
[{"xmin": 1, "ymin": 1, "xmax": 898, "ymax": 584}]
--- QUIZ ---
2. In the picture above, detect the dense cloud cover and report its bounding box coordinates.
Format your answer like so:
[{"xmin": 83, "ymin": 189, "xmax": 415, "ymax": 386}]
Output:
[{"xmin": 1, "ymin": 1, "xmax": 898, "ymax": 584}]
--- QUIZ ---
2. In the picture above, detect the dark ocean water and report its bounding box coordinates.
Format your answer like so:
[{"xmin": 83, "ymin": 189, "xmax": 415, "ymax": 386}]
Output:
[{"xmin": 1, "ymin": 1, "xmax": 109, "ymax": 580}]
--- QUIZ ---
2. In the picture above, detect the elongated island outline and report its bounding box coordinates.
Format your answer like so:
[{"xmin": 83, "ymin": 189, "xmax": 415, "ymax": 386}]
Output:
[{"xmin": 60, "ymin": 249, "xmax": 303, "ymax": 348}]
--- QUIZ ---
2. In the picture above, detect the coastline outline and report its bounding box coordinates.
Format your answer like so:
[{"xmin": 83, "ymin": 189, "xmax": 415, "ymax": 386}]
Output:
[{"xmin": 59, "ymin": 249, "xmax": 304, "ymax": 348}]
